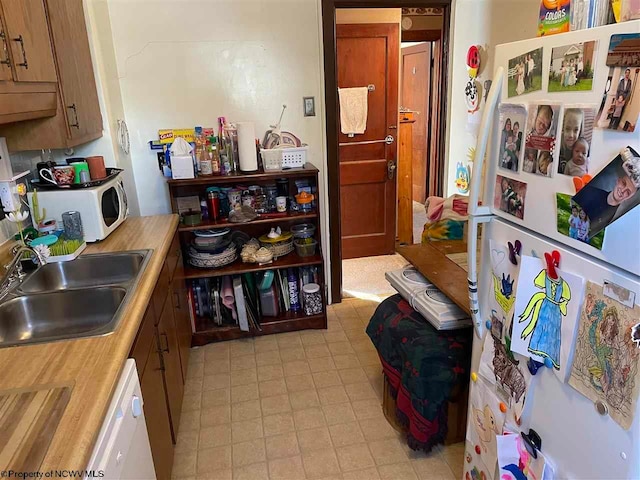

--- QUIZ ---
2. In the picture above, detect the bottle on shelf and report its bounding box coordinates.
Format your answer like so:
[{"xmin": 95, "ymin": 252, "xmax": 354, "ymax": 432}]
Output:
[
  {"xmin": 194, "ymin": 126, "xmax": 207, "ymax": 175},
  {"xmin": 209, "ymin": 136, "xmax": 221, "ymax": 175},
  {"xmin": 287, "ymin": 268, "xmax": 301, "ymax": 312}
]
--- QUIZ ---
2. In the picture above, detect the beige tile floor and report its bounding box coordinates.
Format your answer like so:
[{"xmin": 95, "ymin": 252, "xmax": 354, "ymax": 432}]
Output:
[{"xmin": 171, "ymin": 299, "xmax": 465, "ymax": 480}]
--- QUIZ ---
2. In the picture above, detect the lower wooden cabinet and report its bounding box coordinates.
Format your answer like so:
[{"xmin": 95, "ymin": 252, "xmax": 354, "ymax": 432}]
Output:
[
  {"xmin": 129, "ymin": 230, "xmax": 192, "ymax": 477},
  {"xmin": 172, "ymin": 249, "xmax": 192, "ymax": 382},
  {"xmin": 158, "ymin": 298, "xmax": 184, "ymax": 442},
  {"xmin": 139, "ymin": 330, "xmax": 174, "ymax": 480}
]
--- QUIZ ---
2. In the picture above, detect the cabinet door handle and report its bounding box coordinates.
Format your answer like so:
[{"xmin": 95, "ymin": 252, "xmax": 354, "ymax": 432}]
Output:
[
  {"xmin": 159, "ymin": 332, "xmax": 170, "ymax": 353},
  {"xmin": 66, "ymin": 103, "xmax": 80, "ymax": 129},
  {"xmin": 174, "ymin": 291, "xmax": 181, "ymax": 309},
  {"xmin": 12, "ymin": 35, "xmax": 27, "ymax": 69},
  {"xmin": 0, "ymin": 31, "xmax": 10, "ymax": 66}
]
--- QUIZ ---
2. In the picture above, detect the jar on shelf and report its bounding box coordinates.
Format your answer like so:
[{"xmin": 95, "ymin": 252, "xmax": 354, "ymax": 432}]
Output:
[{"xmin": 302, "ymin": 283, "xmax": 323, "ymax": 315}]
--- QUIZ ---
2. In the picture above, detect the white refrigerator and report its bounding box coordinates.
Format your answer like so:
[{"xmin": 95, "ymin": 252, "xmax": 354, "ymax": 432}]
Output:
[{"xmin": 464, "ymin": 21, "xmax": 640, "ymax": 480}]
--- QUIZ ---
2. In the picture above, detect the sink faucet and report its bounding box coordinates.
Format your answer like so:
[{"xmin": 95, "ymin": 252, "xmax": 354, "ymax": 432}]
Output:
[{"xmin": 0, "ymin": 245, "xmax": 46, "ymax": 302}]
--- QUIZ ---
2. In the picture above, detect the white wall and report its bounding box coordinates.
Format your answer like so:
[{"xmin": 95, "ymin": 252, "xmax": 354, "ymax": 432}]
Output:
[
  {"xmin": 444, "ymin": 0, "xmax": 540, "ymax": 196},
  {"xmin": 104, "ymin": 0, "xmax": 326, "ymax": 219},
  {"xmin": 74, "ymin": 0, "xmax": 541, "ymax": 299}
]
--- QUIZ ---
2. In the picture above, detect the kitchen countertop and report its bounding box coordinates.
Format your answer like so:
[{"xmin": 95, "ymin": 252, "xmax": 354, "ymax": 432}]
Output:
[{"xmin": 0, "ymin": 214, "xmax": 179, "ymax": 473}]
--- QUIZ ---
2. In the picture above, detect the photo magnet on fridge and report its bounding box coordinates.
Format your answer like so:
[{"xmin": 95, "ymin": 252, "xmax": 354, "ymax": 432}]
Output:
[
  {"xmin": 508, "ymin": 48, "xmax": 543, "ymax": 98},
  {"xmin": 495, "ymin": 175, "xmax": 527, "ymax": 219},
  {"xmin": 595, "ymin": 66, "xmax": 640, "ymax": 132},
  {"xmin": 557, "ymin": 106, "xmax": 596, "ymax": 176},
  {"xmin": 572, "ymin": 147, "xmax": 640, "ymax": 239},
  {"xmin": 606, "ymin": 33, "xmax": 640, "ymax": 68},
  {"xmin": 548, "ymin": 41, "xmax": 597, "ymax": 92},
  {"xmin": 555, "ymin": 193, "xmax": 605, "ymax": 250},
  {"xmin": 498, "ymin": 104, "xmax": 527, "ymax": 173},
  {"xmin": 523, "ymin": 104, "xmax": 560, "ymax": 177}
]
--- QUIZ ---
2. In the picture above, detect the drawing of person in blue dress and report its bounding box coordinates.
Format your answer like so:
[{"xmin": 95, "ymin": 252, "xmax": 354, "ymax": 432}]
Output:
[{"xmin": 518, "ymin": 269, "xmax": 571, "ymax": 369}]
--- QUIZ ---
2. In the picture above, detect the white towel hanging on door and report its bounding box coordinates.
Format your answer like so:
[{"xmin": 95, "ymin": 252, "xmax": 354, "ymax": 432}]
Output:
[{"xmin": 338, "ymin": 87, "xmax": 368, "ymax": 136}]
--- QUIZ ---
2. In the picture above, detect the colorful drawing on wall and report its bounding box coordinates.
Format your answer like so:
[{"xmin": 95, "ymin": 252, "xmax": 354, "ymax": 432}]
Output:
[
  {"xmin": 555, "ymin": 193, "xmax": 605, "ymax": 250},
  {"xmin": 507, "ymin": 48, "xmax": 543, "ymax": 98},
  {"xmin": 568, "ymin": 281, "xmax": 640, "ymax": 430},
  {"xmin": 572, "ymin": 147, "xmax": 640, "ymax": 238},
  {"xmin": 511, "ymin": 255, "xmax": 585, "ymax": 381},
  {"xmin": 548, "ymin": 41, "xmax": 597, "ymax": 92},
  {"xmin": 495, "ymin": 175, "xmax": 527, "ymax": 219},
  {"xmin": 479, "ymin": 333, "xmax": 533, "ymax": 424},
  {"xmin": 595, "ymin": 66, "xmax": 639, "ymax": 133},
  {"xmin": 498, "ymin": 104, "xmax": 527, "ymax": 173},
  {"xmin": 557, "ymin": 106, "xmax": 596, "ymax": 176},
  {"xmin": 489, "ymin": 239, "xmax": 521, "ymax": 319},
  {"xmin": 497, "ymin": 433, "xmax": 548, "ymax": 480},
  {"xmin": 523, "ymin": 104, "xmax": 560, "ymax": 177},
  {"xmin": 466, "ymin": 380, "xmax": 507, "ymax": 479}
]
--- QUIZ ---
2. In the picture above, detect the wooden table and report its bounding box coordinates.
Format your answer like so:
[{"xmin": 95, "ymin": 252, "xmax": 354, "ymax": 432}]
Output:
[{"xmin": 396, "ymin": 241, "xmax": 471, "ymax": 315}]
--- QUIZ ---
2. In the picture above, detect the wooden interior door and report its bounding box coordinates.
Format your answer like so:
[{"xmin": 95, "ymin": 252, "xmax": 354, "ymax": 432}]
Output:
[
  {"xmin": 428, "ymin": 39, "xmax": 443, "ymax": 197},
  {"xmin": 337, "ymin": 23, "xmax": 399, "ymax": 260},
  {"xmin": 401, "ymin": 43, "xmax": 431, "ymax": 204}
]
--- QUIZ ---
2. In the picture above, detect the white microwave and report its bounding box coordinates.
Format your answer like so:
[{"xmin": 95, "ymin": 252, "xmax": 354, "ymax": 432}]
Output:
[{"xmin": 28, "ymin": 176, "xmax": 129, "ymax": 242}]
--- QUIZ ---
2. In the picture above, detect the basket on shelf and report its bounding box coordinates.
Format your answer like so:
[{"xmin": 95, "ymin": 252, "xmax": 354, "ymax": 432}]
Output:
[
  {"xmin": 260, "ymin": 146, "xmax": 308, "ymax": 171},
  {"xmin": 259, "ymin": 230, "xmax": 294, "ymax": 259},
  {"xmin": 188, "ymin": 244, "xmax": 237, "ymax": 269}
]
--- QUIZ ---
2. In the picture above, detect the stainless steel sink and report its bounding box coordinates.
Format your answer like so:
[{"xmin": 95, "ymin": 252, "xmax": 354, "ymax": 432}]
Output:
[
  {"xmin": 19, "ymin": 252, "xmax": 147, "ymax": 293},
  {"xmin": 0, "ymin": 287, "xmax": 127, "ymax": 346},
  {"xmin": 0, "ymin": 249, "xmax": 152, "ymax": 348}
]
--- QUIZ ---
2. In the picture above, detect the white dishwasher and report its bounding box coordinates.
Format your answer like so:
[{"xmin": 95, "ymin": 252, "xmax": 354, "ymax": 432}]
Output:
[{"xmin": 86, "ymin": 359, "xmax": 156, "ymax": 480}]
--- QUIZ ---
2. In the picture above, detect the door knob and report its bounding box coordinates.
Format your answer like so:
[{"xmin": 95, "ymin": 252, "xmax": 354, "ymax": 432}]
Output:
[{"xmin": 388, "ymin": 160, "xmax": 397, "ymax": 180}]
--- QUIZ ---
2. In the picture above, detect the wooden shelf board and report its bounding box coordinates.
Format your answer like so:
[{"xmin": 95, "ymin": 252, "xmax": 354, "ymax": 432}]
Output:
[
  {"xmin": 184, "ymin": 252, "xmax": 323, "ymax": 279},
  {"xmin": 168, "ymin": 163, "xmax": 319, "ymax": 187},
  {"xmin": 178, "ymin": 211, "xmax": 317, "ymax": 232},
  {"xmin": 192, "ymin": 312, "xmax": 327, "ymax": 345}
]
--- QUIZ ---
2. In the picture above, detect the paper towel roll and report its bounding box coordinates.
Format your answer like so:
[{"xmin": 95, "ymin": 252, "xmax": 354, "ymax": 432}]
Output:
[{"xmin": 237, "ymin": 122, "xmax": 258, "ymax": 172}]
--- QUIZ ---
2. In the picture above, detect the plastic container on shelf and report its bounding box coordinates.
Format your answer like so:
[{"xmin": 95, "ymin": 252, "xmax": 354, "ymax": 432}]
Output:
[
  {"xmin": 259, "ymin": 283, "xmax": 280, "ymax": 317},
  {"xmin": 302, "ymin": 283, "xmax": 323, "ymax": 315},
  {"xmin": 291, "ymin": 223, "xmax": 316, "ymax": 239},
  {"xmin": 294, "ymin": 238, "xmax": 317, "ymax": 257},
  {"xmin": 260, "ymin": 146, "xmax": 308, "ymax": 171}
]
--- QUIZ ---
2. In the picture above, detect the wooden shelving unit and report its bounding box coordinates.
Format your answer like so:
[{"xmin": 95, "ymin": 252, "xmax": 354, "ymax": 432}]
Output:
[
  {"xmin": 177, "ymin": 211, "xmax": 317, "ymax": 233},
  {"xmin": 183, "ymin": 253, "xmax": 324, "ymax": 280},
  {"xmin": 168, "ymin": 163, "xmax": 327, "ymax": 344}
]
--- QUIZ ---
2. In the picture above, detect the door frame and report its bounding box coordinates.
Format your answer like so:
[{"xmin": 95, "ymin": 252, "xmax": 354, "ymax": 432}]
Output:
[{"xmin": 322, "ymin": 0, "xmax": 452, "ymax": 303}]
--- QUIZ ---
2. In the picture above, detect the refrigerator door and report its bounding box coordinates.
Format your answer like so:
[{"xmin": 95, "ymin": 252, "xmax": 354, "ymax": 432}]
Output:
[
  {"xmin": 481, "ymin": 21, "xmax": 640, "ymax": 277},
  {"xmin": 467, "ymin": 217, "xmax": 640, "ymax": 480}
]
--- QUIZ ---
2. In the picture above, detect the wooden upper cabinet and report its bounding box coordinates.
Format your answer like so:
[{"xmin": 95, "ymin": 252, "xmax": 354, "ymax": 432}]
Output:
[
  {"xmin": 0, "ymin": 14, "xmax": 13, "ymax": 81},
  {"xmin": 0, "ymin": 0, "xmax": 56, "ymax": 82},
  {"xmin": 45, "ymin": 0, "xmax": 102, "ymax": 141},
  {"xmin": 0, "ymin": 0, "xmax": 102, "ymax": 149}
]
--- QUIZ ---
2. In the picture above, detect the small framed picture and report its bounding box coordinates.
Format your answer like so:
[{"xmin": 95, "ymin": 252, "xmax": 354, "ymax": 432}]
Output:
[{"xmin": 303, "ymin": 96, "xmax": 315, "ymax": 117}]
